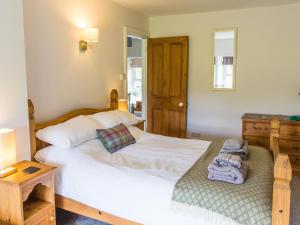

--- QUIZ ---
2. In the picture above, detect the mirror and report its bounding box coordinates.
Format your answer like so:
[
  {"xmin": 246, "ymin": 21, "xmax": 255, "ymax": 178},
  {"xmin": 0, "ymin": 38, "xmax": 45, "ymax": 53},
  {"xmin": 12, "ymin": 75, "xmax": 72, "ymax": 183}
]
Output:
[{"xmin": 212, "ymin": 28, "xmax": 237, "ymax": 90}]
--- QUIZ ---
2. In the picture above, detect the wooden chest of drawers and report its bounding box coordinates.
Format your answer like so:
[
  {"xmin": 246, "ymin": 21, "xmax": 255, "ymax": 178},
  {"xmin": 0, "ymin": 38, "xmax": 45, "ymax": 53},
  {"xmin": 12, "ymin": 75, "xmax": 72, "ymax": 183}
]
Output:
[{"xmin": 242, "ymin": 113, "xmax": 300, "ymax": 176}]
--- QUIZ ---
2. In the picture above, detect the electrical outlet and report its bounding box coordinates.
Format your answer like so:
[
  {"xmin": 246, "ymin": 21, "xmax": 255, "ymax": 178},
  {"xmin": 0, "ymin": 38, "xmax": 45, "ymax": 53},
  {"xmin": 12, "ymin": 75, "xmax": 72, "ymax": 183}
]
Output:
[{"xmin": 191, "ymin": 132, "xmax": 201, "ymax": 139}]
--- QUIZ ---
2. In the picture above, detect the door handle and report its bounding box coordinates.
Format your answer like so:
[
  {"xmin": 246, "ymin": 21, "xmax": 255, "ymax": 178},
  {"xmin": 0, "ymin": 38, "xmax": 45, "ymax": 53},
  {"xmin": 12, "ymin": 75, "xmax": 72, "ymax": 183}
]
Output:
[{"xmin": 179, "ymin": 102, "xmax": 184, "ymax": 107}]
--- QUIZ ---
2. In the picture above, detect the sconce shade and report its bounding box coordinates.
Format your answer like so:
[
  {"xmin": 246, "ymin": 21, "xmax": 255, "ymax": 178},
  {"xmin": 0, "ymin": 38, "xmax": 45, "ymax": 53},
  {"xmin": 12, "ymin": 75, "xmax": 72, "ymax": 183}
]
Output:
[
  {"xmin": 83, "ymin": 28, "xmax": 99, "ymax": 43},
  {"xmin": 0, "ymin": 129, "xmax": 17, "ymax": 170},
  {"xmin": 118, "ymin": 99, "xmax": 128, "ymax": 111}
]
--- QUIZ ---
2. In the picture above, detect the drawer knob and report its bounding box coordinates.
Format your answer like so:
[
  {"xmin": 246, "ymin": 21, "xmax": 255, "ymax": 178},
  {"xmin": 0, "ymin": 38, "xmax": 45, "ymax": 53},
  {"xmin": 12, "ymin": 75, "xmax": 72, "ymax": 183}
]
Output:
[{"xmin": 49, "ymin": 216, "xmax": 55, "ymax": 222}]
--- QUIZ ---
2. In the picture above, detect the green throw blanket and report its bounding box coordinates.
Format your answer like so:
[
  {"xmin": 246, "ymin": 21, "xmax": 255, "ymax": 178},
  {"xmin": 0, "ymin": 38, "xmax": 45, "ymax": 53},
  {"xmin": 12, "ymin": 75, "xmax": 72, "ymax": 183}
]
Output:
[{"xmin": 172, "ymin": 140, "xmax": 274, "ymax": 225}]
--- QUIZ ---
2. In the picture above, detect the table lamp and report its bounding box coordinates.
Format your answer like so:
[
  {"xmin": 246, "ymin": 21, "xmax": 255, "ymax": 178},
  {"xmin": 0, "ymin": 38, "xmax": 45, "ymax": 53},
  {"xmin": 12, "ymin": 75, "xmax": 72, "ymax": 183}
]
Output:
[
  {"xmin": 0, "ymin": 129, "xmax": 17, "ymax": 178},
  {"xmin": 118, "ymin": 99, "xmax": 129, "ymax": 111}
]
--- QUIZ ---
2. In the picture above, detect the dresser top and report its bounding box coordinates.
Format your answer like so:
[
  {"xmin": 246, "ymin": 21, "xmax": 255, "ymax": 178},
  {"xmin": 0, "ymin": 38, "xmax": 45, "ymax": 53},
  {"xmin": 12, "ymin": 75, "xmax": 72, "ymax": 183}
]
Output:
[{"xmin": 242, "ymin": 113, "xmax": 300, "ymax": 125}]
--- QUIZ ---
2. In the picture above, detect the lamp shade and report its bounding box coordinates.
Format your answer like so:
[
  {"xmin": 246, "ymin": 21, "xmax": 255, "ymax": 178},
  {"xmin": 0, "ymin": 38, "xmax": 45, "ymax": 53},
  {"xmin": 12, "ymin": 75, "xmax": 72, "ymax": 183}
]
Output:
[
  {"xmin": 83, "ymin": 28, "xmax": 99, "ymax": 43},
  {"xmin": 118, "ymin": 99, "xmax": 128, "ymax": 111},
  {"xmin": 0, "ymin": 129, "xmax": 16, "ymax": 170}
]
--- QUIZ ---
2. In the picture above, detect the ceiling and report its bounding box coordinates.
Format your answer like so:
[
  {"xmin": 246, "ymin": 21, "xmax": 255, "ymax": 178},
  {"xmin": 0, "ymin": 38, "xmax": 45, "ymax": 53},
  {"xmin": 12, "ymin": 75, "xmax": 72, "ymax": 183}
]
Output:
[{"xmin": 112, "ymin": 0, "xmax": 300, "ymax": 16}]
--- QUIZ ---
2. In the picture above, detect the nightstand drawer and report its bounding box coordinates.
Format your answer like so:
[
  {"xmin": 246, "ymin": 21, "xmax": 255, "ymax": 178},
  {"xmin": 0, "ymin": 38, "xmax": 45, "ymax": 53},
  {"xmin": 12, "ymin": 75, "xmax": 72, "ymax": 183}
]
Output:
[{"xmin": 24, "ymin": 203, "xmax": 55, "ymax": 225}]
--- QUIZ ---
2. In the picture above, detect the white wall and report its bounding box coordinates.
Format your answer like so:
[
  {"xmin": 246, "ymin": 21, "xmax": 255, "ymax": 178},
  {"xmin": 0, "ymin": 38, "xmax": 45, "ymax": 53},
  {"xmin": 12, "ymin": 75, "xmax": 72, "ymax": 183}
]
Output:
[
  {"xmin": 24, "ymin": 0, "xmax": 148, "ymax": 122},
  {"xmin": 0, "ymin": 0, "xmax": 30, "ymax": 161},
  {"xmin": 149, "ymin": 4, "xmax": 300, "ymax": 138}
]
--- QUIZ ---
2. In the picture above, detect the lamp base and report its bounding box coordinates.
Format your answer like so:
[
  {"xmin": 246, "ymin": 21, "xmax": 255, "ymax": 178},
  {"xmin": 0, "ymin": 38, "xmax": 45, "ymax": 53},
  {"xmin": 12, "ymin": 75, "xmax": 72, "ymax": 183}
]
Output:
[
  {"xmin": 0, "ymin": 167, "xmax": 17, "ymax": 178},
  {"xmin": 79, "ymin": 40, "xmax": 88, "ymax": 51}
]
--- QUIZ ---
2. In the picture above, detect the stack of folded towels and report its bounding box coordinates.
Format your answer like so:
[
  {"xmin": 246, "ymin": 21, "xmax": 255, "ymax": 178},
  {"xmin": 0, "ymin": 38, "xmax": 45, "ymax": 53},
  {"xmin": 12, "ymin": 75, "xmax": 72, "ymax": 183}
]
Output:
[
  {"xmin": 221, "ymin": 138, "xmax": 249, "ymax": 159},
  {"xmin": 208, "ymin": 138, "xmax": 249, "ymax": 185}
]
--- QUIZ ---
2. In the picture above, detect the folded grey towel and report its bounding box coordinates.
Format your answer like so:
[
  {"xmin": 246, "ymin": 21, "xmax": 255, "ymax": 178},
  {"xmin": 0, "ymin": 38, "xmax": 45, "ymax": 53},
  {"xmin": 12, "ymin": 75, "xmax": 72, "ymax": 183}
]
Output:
[
  {"xmin": 220, "ymin": 141, "xmax": 249, "ymax": 160},
  {"xmin": 208, "ymin": 161, "xmax": 248, "ymax": 184},
  {"xmin": 223, "ymin": 138, "xmax": 245, "ymax": 150},
  {"xmin": 215, "ymin": 153, "xmax": 242, "ymax": 169}
]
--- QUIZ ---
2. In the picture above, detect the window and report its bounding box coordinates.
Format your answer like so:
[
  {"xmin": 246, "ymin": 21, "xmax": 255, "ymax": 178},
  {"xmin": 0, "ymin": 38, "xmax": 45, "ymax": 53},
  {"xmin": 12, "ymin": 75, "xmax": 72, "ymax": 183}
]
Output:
[
  {"xmin": 214, "ymin": 56, "xmax": 233, "ymax": 88},
  {"xmin": 127, "ymin": 57, "xmax": 142, "ymax": 103}
]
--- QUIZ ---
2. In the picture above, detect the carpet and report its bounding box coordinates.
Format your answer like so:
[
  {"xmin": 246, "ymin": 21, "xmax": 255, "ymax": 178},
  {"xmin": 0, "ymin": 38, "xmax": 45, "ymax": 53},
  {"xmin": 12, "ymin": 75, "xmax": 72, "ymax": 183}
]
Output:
[
  {"xmin": 291, "ymin": 176, "xmax": 300, "ymax": 225},
  {"xmin": 56, "ymin": 208, "xmax": 110, "ymax": 225},
  {"xmin": 56, "ymin": 176, "xmax": 300, "ymax": 225}
]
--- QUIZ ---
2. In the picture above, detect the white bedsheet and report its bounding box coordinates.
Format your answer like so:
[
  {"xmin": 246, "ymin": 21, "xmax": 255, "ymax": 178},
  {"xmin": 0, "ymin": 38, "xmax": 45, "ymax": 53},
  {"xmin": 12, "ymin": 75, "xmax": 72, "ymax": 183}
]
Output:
[{"xmin": 35, "ymin": 127, "xmax": 237, "ymax": 225}]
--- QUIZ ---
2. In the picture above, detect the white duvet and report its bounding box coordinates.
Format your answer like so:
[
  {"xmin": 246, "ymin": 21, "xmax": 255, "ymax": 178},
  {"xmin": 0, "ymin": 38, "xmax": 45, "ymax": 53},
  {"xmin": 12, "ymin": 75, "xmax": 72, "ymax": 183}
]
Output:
[{"xmin": 35, "ymin": 127, "xmax": 238, "ymax": 225}]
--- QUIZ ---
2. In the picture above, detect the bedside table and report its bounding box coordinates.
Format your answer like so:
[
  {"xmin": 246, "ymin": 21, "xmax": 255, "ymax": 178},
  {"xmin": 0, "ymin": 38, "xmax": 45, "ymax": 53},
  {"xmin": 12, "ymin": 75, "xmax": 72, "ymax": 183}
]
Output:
[
  {"xmin": 134, "ymin": 120, "xmax": 145, "ymax": 131},
  {"xmin": 0, "ymin": 161, "xmax": 56, "ymax": 225}
]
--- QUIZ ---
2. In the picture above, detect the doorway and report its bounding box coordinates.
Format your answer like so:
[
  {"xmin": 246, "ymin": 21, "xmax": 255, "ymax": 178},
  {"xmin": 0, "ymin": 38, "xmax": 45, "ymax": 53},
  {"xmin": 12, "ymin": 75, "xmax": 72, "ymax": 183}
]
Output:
[
  {"xmin": 147, "ymin": 36, "xmax": 189, "ymax": 138},
  {"xmin": 124, "ymin": 27, "xmax": 148, "ymax": 122}
]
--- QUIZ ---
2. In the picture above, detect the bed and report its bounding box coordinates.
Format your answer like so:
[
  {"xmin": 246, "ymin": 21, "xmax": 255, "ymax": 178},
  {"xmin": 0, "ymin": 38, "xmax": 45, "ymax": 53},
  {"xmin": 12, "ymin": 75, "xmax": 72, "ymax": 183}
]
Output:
[{"xmin": 27, "ymin": 89, "xmax": 292, "ymax": 225}]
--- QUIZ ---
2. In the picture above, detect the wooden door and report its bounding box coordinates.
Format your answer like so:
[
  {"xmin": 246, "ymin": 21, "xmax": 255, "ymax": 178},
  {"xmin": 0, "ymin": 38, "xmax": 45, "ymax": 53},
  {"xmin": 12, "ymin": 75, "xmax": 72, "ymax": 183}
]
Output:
[{"xmin": 147, "ymin": 36, "xmax": 188, "ymax": 138}]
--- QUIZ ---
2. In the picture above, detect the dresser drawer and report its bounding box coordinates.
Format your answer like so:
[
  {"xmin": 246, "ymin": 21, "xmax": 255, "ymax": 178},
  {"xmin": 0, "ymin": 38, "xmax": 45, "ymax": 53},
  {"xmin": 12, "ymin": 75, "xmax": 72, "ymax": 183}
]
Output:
[
  {"xmin": 243, "ymin": 121, "xmax": 270, "ymax": 136},
  {"xmin": 279, "ymin": 139, "xmax": 300, "ymax": 154},
  {"xmin": 288, "ymin": 154, "xmax": 300, "ymax": 169},
  {"xmin": 280, "ymin": 124, "xmax": 300, "ymax": 139},
  {"xmin": 293, "ymin": 168, "xmax": 300, "ymax": 176},
  {"xmin": 244, "ymin": 135, "xmax": 269, "ymax": 148}
]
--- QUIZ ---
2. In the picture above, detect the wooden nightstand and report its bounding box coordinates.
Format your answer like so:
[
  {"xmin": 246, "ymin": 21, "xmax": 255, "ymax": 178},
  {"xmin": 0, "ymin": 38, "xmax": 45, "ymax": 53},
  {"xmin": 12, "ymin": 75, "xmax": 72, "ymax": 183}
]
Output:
[
  {"xmin": 0, "ymin": 161, "xmax": 56, "ymax": 225},
  {"xmin": 134, "ymin": 120, "xmax": 145, "ymax": 131}
]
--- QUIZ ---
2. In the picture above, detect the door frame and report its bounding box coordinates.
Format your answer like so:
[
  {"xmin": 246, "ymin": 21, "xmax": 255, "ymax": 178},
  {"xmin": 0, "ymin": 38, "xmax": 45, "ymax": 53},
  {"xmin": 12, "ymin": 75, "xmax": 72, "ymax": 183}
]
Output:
[{"xmin": 123, "ymin": 27, "xmax": 149, "ymax": 120}]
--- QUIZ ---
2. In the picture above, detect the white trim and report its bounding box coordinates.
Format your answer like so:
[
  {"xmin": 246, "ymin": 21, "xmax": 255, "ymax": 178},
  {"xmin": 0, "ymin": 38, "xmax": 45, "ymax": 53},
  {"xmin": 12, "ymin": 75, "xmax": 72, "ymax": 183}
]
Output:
[
  {"xmin": 123, "ymin": 26, "xmax": 149, "ymax": 122},
  {"xmin": 125, "ymin": 27, "xmax": 149, "ymax": 39},
  {"xmin": 141, "ymin": 39, "xmax": 147, "ymax": 121},
  {"xmin": 123, "ymin": 27, "xmax": 149, "ymax": 75}
]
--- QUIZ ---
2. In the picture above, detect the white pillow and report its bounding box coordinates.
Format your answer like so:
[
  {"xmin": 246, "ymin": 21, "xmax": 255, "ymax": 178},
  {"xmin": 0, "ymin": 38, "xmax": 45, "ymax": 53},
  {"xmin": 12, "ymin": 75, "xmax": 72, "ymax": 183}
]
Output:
[
  {"xmin": 90, "ymin": 110, "xmax": 140, "ymax": 128},
  {"xmin": 90, "ymin": 111, "xmax": 121, "ymax": 128},
  {"xmin": 36, "ymin": 115, "xmax": 102, "ymax": 149},
  {"xmin": 113, "ymin": 110, "xmax": 140, "ymax": 127}
]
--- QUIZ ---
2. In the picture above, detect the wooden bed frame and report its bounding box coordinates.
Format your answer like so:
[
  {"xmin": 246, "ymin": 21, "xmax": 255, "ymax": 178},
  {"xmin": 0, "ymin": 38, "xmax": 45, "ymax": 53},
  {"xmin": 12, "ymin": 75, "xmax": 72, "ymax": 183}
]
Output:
[{"xmin": 28, "ymin": 89, "xmax": 292, "ymax": 225}]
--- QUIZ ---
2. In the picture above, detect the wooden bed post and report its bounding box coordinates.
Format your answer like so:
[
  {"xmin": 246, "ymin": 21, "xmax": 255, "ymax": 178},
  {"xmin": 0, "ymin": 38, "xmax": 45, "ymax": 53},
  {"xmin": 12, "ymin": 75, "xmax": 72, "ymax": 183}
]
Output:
[
  {"xmin": 270, "ymin": 117, "xmax": 280, "ymax": 152},
  {"xmin": 110, "ymin": 89, "xmax": 119, "ymax": 110},
  {"xmin": 270, "ymin": 118, "xmax": 292, "ymax": 225},
  {"xmin": 28, "ymin": 99, "xmax": 36, "ymax": 161}
]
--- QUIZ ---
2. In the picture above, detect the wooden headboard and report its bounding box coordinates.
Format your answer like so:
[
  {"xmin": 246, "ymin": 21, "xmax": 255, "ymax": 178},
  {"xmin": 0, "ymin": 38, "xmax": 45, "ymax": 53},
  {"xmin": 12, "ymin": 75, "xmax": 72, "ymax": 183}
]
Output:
[{"xmin": 28, "ymin": 89, "xmax": 119, "ymax": 160}]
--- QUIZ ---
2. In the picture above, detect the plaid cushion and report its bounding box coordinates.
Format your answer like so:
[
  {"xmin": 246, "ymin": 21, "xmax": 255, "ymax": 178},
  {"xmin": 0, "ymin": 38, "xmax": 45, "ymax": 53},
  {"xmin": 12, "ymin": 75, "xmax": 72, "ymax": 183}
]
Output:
[{"xmin": 97, "ymin": 123, "xmax": 136, "ymax": 153}]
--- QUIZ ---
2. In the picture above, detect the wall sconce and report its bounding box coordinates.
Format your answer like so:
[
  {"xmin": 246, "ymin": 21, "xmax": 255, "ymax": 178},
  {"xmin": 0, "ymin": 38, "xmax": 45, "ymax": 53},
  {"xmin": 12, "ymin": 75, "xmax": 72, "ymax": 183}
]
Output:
[{"xmin": 79, "ymin": 27, "xmax": 99, "ymax": 51}]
